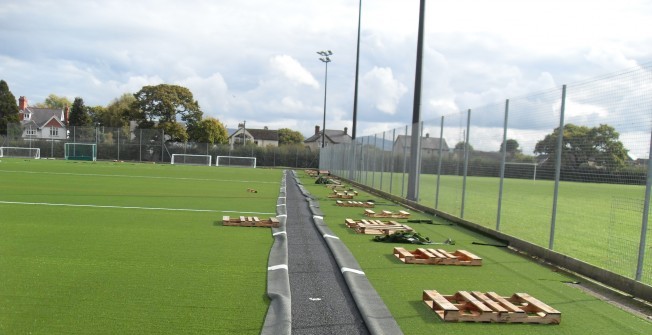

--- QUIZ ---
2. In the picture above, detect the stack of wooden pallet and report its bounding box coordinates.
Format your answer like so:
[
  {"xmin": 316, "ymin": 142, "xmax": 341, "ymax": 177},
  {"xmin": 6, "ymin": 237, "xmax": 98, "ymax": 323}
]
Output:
[
  {"xmin": 422, "ymin": 290, "xmax": 561, "ymax": 324},
  {"xmin": 364, "ymin": 209, "xmax": 410, "ymax": 218},
  {"xmin": 222, "ymin": 216, "xmax": 280, "ymax": 228},
  {"xmin": 328, "ymin": 191, "xmax": 356, "ymax": 199},
  {"xmin": 345, "ymin": 218, "xmax": 414, "ymax": 235},
  {"xmin": 393, "ymin": 247, "xmax": 482, "ymax": 266},
  {"xmin": 336, "ymin": 200, "xmax": 375, "ymax": 208}
]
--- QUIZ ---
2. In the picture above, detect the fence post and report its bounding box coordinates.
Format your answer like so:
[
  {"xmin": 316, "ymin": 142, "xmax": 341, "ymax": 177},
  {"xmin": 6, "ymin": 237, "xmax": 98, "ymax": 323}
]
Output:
[
  {"xmin": 380, "ymin": 131, "xmax": 386, "ymax": 192},
  {"xmin": 435, "ymin": 116, "xmax": 445, "ymax": 209},
  {"xmin": 636, "ymin": 127, "xmax": 652, "ymax": 281},
  {"xmin": 372, "ymin": 134, "xmax": 377, "ymax": 188},
  {"xmin": 390, "ymin": 129, "xmax": 396, "ymax": 194},
  {"xmin": 139, "ymin": 129, "xmax": 142, "ymax": 162},
  {"xmin": 401, "ymin": 126, "xmax": 408, "ymax": 198},
  {"xmin": 550, "ymin": 85, "xmax": 567, "ymax": 250},
  {"xmin": 496, "ymin": 99, "xmax": 510, "ymax": 231},
  {"xmin": 460, "ymin": 109, "xmax": 471, "ymax": 218}
]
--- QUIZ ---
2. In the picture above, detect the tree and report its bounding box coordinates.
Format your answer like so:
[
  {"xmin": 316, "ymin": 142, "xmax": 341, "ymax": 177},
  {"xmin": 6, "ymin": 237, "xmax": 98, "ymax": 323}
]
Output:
[
  {"xmin": 188, "ymin": 117, "xmax": 228, "ymax": 144},
  {"xmin": 534, "ymin": 123, "xmax": 629, "ymax": 169},
  {"xmin": 33, "ymin": 94, "xmax": 72, "ymax": 109},
  {"xmin": 454, "ymin": 141, "xmax": 473, "ymax": 152},
  {"xmin": 278, "ymin": 128, "xmax": 304, "ymax": 145},
  {"xmin": 86, "ymin": 105, "xmax": 107, "ymax": 125},
  {"xmin": 68, "ymin": 97, "xmax": 92, "ymax": 126},
  {"xmin": 133, "ymin": 84, "xmax": 202, "ymax": 124},
  {"xmin": 159, "ymin": 121, "xmax": 188, "ymax": 142},
  {"xmin": 500, "ymin": 139, "xmax": 521, "ymax": 158},
  {"xmin": 104, "ymin": 93, "xmax": 136, "ymax": 128},
  {"xmin": 0, "ymin": 80, "xmax": 19, "ymax": 135}
]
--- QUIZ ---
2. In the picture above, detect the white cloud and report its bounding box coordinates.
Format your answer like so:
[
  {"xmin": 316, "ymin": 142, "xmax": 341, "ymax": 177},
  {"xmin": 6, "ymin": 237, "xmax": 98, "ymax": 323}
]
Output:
[
  {"xmin": 270, "ymin": 55, "xmax": 319, "ymax": 88},
  {"xmin": 361, "ymin": 67, "xmax": 408, "ymax": 115}
]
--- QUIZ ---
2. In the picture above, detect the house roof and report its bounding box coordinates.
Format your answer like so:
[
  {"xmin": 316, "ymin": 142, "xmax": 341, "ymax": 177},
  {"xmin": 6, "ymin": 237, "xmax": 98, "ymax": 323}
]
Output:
[
  {"xmin": 247, "ymin": 128, "xmax": 279, "ymax": 141},
  {"xmin": 228, "ymin": 128, "xmax": 279, "ymax": 141},
  {"xmin": 305, "ymin": 129, "xmax": 352, "ymax": 144},
  {"xmin": 394, "ymin": 135, "xmax": 449, "ymax": 151},
  {"xmin": 20, "ymin": 107, "xmax": 65, "ymax": 128}
]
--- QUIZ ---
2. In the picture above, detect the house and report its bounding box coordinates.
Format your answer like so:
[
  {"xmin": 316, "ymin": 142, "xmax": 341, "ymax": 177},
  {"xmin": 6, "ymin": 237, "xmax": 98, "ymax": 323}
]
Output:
[
  {"xmin": 228, "ymin": 123, "xmax": 279, "ymax": 148},
  {"xmin": 304, "ymin": 126, "xmax": 352, "ymax": 150},
  {"xmin": 392, "ymin": 134, "xmax": 449, "ymax": 156},
  {"xmin": 18, "ymin": 96, "xmax": 68, "ymax": 140}
]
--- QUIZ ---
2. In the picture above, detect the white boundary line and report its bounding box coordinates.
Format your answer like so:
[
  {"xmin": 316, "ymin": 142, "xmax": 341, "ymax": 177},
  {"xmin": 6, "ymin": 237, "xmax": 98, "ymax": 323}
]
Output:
[
  {"xmin": 0, "ymin": 200, "xmax": 276, "ymax": 215},
  {"xmin": 0, "ymin": 169, "xmax": 278, "ymax": 184},
  {"xmin": 341, "ymin": 267, "xmax": 365, "ymax": 275}
]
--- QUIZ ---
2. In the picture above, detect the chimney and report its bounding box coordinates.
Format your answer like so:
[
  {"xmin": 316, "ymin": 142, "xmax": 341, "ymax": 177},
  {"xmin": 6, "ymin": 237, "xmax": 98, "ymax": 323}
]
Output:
[
  {"xmin": 344, "ymin": 127, "xmax": 348, "ymax": 135},
  {"xmin": 18, "ymin": 96, "xmax": 28, "ymax": 111},
  {"xmin": 315, "ymin": 125, "xmax": 320, "ymax": 135},
  {"xmin": 64, "ymin": 106, "xmax": 70, "ymax": 126},
  {"xmin": 425, "ymin": 133, "xmax": 430, "ymax": 138}
]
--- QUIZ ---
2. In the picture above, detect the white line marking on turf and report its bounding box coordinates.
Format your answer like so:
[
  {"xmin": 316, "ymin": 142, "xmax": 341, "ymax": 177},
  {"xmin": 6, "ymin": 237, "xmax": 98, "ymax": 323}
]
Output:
[
  {"xmin": 313, "ymin": 215, "xmax": 324, "ymax": 220},
  {"xmin": 0, "ymin": 200, "xmax": 275, "ymax": 215},
  {"xmin": 272, "ymin": 231, "xmax": 287, "ymax": 236},
  {"xmin": 341, "ymin": 267, "xmax": 365, "ymax": 275},
  {"xmin": 268, "ymin": 264, "xmax": 288, "ymax": 271},
  {"xmin": 323, "ymin": 234, "xmax": 340, "ymax": 240}
]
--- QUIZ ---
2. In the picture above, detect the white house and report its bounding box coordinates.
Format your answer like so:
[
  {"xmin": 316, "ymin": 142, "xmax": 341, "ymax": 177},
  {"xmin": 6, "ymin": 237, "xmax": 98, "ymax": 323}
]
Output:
[{"xmin": 18, "ymin": 96, "xmax": 68, "ymax": 141}]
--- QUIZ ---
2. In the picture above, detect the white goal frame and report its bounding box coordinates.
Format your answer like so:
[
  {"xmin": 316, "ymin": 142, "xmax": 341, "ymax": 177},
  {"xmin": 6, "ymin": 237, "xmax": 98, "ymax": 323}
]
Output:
[
  {"xmin": 65, "ymin": 143, "xmax": 97, "ymax": 161},
  {"xmin": 0, "ymin": 146, "xmax": 41, "ymax": 159},
  {"xmin": 171, "ymin": 154, "xmax": 212, "ymax": 166},
  {"xmin": 215, "ymin": 156, "xmax": 257, "ymax": 168},
  {"xmin": 504, "ymin": 162, "xmax": 538, "ymax": 181}
]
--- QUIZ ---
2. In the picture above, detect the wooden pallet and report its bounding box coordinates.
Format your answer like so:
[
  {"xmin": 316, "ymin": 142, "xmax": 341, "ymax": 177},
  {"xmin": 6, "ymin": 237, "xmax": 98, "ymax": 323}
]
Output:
[
  {"xmin": 336, "ymin": 200, "xmax": 375, "ymax": 208},
  {"xmin": 223, "ymin": 216, "xmax": 280, "ymax": 228},
  {"xmin": 328, "ymin": 192, "xmax": 356, "ymax": 199},
  {"xmin": 394, "ymin": 247, "xmax": 482, "ymax": 266},
  {"xmin": 344, "ymin": 218, "xmax": 413, "ymax": 235},
  {"xmin": 364, "ymin": 209, "xmax": 410, "ymax": 218},
  {"xmin": 422, "ymin": 290, "xmax": 561, "ymax": 324}
]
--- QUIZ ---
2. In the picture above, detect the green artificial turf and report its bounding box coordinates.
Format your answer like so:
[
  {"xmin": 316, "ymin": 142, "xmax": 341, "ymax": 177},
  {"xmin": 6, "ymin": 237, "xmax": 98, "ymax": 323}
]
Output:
[
  {"xmin": 0, "ymin": 159, "xmax": 282, "ymax": 334},
  {"xmin": 299, "ymin": 173, "xmax": 652, "ymax": 335},
  {"xmin": 355, "ymin": 172, "xmax": 652, "ymax": 284}
]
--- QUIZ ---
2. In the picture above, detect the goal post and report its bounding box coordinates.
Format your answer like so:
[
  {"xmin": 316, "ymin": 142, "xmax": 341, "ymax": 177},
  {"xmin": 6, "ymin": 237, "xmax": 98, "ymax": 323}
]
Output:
[
  {"xmin": 65, "ymin": 143, "xmax": 97, "ymax": 161},
  {"xmin": 171, "ymin": 154, "xmax": 212, "ymax": 166},
  {"xmin": 215, "ymin": 156, "xmax": 257, "ymax": 168},
  {"xmin": 0, "ymin": 146, "xmax": 40, "ymax": 159}
]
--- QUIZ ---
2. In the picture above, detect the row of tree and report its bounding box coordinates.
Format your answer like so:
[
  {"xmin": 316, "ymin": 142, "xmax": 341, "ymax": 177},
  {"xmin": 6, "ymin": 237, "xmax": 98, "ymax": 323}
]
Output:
[{"xmin": 0, "ymin": 80, "xmax": 305, "ymax": 145}]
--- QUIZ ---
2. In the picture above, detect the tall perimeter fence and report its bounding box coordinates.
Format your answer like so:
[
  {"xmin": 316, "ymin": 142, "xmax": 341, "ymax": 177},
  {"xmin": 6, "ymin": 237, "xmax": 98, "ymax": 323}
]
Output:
[
  {"xmin": 320, "ymin": 65, "xmax": 652, "ymax": 289},
  {"xmin": 0, "ymin": 126, "xmax": 319, "ymax": 169}
]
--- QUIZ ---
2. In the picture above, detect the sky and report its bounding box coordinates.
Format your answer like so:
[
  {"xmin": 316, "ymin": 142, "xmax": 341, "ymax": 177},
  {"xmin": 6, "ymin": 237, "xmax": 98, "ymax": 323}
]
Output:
[{"xmin": 1, "ymin": 0, "xmax": 651, "ymax": 157}]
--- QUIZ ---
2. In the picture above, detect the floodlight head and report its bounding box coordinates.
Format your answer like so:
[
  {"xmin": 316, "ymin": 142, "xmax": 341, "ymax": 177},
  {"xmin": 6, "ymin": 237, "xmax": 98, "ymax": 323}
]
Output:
[{"xmin": 319, "ymin": 57, "xmax": 331, "ymax": 63}]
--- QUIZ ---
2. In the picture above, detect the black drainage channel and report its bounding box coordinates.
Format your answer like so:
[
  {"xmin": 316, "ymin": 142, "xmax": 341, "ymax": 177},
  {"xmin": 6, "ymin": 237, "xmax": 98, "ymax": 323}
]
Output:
[{"xmin": 262, "ymin": 171, "xmax": 402, "ymax": 335}]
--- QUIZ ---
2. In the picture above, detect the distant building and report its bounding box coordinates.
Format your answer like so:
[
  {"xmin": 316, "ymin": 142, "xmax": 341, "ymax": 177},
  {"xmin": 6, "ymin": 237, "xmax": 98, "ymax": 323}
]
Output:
[
  {"xmin": 304, "ymin": 125, "xmax": 352, "ymax": 150},
  {"xmin": 393, "ymin": 134, "xmax": 449, "ymax": 156},
  {"xmin": 18, "ymin": 96, "xmax": 68, "ymax": 140},
  {"xmin": 228, "ymin": 123, "xmax": 279, "ymax": 148}
]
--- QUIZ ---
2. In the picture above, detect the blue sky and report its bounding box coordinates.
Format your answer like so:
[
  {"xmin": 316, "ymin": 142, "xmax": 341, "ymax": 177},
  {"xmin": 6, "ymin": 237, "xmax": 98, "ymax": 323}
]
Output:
[{"xmin": 1, "ymin": 0, "xmax": 651, "ymax": 156}]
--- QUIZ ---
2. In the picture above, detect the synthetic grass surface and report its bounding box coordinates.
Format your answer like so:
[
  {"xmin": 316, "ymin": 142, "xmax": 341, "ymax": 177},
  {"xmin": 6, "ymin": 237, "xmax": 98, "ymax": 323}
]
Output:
[
  {"xmin": 362, "ymin": 172, "xmax": 652, "ymax": 284},
  {"xmin": 0, "ymin": 159, "xmax": 282, "ymax": 334},
  {"xmin": 299, "ymin": 173, "xmax": 652, "ymax": 335}
]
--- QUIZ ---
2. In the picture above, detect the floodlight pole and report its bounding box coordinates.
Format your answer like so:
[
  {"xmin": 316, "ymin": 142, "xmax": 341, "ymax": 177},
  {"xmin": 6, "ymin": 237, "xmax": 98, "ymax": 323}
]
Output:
[
  {"xmin": 352, "ymin": 0, "xmax": 362, "ymax": 140},
  {"xmin": 406, "ymin": 0, "xmax": 426, "ymax": 202},
  {"xmin": 317, "ymin": 50, "xmax": 333, "ymax": 148}
]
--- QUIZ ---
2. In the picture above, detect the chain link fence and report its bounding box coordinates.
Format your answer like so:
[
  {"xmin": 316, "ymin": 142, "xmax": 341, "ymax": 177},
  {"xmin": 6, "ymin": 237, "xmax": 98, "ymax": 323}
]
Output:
[
  {"xmin": 0, "ymin": 125, "xmax": 319, "ymax": 169},
  {"xmin": 321, "ymin": 65, "xmax": 652, "ymax": 286}
]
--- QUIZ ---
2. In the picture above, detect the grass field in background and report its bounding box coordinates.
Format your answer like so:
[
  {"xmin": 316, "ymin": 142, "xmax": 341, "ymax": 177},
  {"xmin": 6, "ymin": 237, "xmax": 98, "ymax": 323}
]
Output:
[
  {"xmin": 362, "ymin": 171, "xmax": 652, "ymax": 284},
  {"xmin": 0, "ymin": 159, "xmax": 282, "ymax": 334},
  {"xmin": 300, "ymin": 173, "xmax": 652, "ymax": 335}
]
